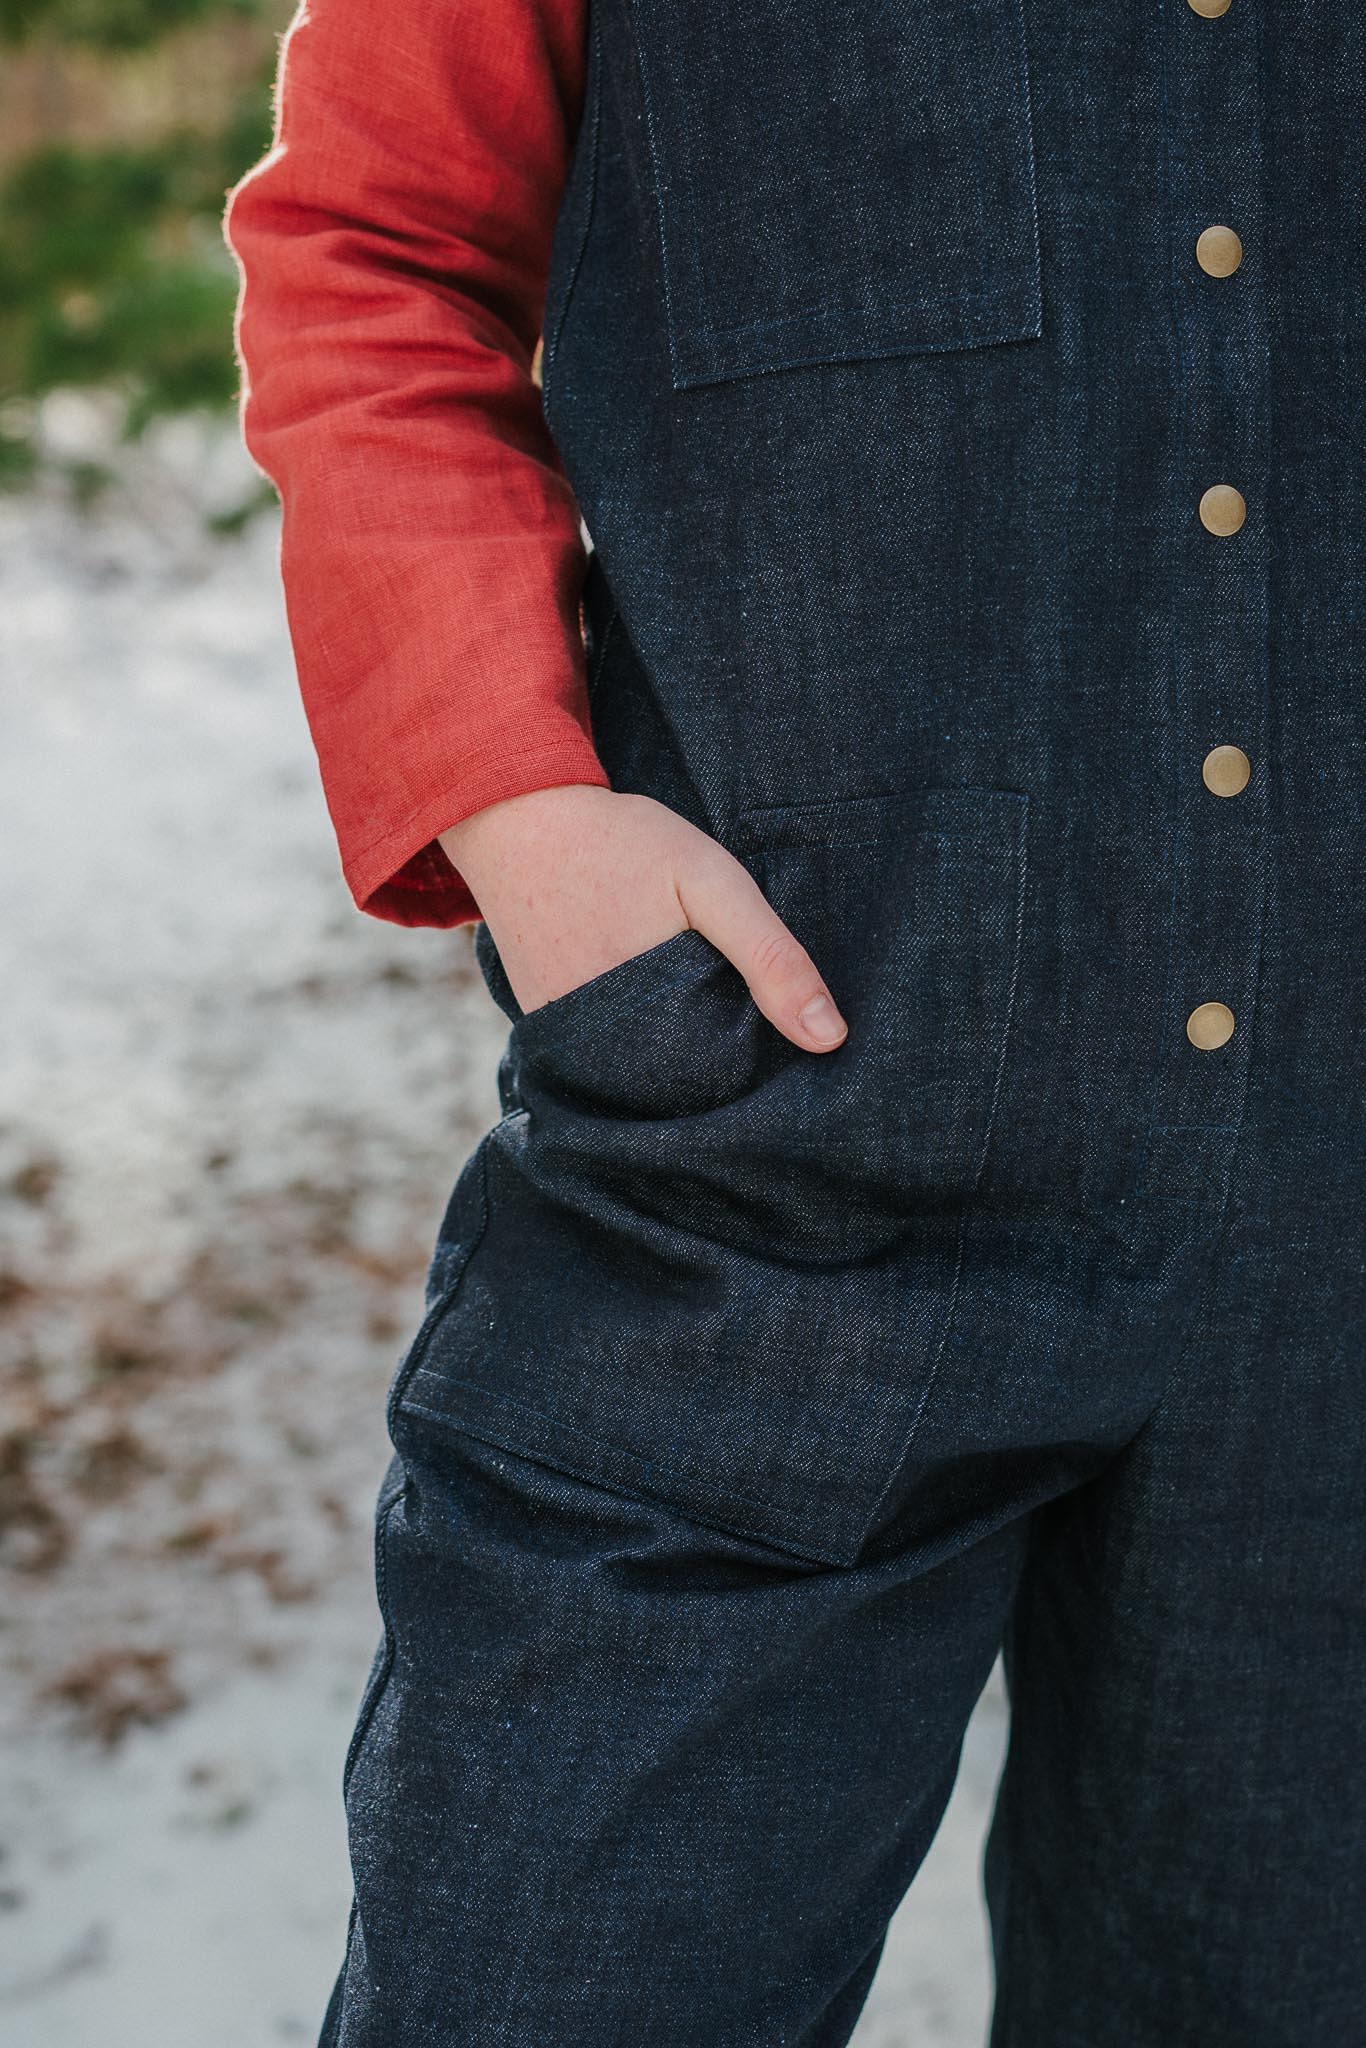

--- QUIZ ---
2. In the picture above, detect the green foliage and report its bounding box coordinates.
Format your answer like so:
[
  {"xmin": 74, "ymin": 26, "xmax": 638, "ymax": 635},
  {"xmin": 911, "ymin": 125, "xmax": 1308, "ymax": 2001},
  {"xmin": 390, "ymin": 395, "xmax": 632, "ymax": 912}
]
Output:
[
  {"xmin": 0, "ymin": 134, "xmax": 263, "ymax": 404},
  {"xmin": 1, "ymin": 0, "xmax": 264, "ymax": 54},
  {"xmin": 0, "ymin": 9, "xmax": 278, "ymax": 516},
  {"xmin": 0, "ymin": 420, "xmax": 40, "ymax": 487}
]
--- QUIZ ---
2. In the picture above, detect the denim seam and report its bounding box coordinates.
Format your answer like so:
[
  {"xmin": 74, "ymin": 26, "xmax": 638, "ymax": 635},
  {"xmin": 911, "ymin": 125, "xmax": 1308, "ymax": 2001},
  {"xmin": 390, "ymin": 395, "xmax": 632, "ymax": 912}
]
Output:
[
  {"xmin": 1011, "ymin": 0, "xmax": 1046, "ymax": 327},
  {"xmin": 732, "ymin": 787, "xmax": 1027, "ymax": 860},
  {"xmin": 627, "ymin": 0, "xmax": 689, "ymax": 390},
  {"xmin": 850, "ymin": 793, "xmax": 1032, "ymax": 1554},
  {"xmin": 679, "ymin": 280, "xmax": 1041, "ymax": 347},
  {"xmin": 540, "ymin": 10, "xmax": 602, "ymax": 412},
  {"xmin": 736, "ymin": 830, "xmax": 1018, "ymax": 862},
  {"xmin": 671, "ymin": 317, "xmax": 1044, "ymax": 393}
]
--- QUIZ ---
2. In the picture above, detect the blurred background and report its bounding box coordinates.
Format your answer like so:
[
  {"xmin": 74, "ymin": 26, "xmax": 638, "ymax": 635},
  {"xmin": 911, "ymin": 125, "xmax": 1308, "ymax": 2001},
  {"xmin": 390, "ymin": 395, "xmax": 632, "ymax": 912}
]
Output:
[{"xmin": 0, "ymin": 5, "xmax": 1005, "ymax": 2042}]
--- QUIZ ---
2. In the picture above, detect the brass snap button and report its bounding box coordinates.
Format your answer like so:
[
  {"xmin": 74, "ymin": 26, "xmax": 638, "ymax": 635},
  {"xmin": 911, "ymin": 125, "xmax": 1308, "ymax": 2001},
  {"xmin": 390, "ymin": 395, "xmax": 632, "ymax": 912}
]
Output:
[
  {"xmin": 1196, "ymin": 225, "xmax": 1243, "ymax": 277},
  {"xmin": 1202, "ymin": 745, "xmax": 1251, "ymax": 797},
  {"xmin": 1199, "ymin": 484, "xmax": 1247, "ymax": 537},
  {"xmin": 1187, "ymin": 1001, "xmax": 1236, "ymax": 1050}
]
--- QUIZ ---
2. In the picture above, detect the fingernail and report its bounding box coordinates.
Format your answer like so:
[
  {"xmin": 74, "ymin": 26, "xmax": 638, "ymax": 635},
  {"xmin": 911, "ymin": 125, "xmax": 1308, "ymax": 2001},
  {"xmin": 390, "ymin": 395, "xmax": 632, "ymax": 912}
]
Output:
[{"xmin": 798, "ymin": 993, "xmax": 846, "ymax": 1047}]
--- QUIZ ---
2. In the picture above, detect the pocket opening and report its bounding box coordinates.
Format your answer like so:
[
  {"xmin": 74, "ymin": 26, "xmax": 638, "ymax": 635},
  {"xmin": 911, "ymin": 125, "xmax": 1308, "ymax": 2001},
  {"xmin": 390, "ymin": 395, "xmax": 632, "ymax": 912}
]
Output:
[{"xmin": 402, "ymin": 783, "xmax": 1030, "ymax": 1565}]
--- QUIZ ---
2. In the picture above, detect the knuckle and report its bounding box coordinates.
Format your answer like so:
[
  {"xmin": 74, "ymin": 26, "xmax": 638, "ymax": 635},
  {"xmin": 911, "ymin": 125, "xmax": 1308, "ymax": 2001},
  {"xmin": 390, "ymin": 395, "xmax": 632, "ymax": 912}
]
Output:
[
  {"xmin": 748, "ymin": 927, "xmax": 810, "ymax": 991},
  {"xmin": 681, "ymin": 834, "xmax": 732, "ymax": 886}
]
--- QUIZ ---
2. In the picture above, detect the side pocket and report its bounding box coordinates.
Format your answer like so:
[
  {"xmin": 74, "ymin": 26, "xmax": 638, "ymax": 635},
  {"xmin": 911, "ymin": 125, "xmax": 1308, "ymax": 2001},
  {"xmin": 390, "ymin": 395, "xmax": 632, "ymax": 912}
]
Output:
[{"xmin": 395, "ymin": 786, "xmax": 1029, "ymax": 1567}]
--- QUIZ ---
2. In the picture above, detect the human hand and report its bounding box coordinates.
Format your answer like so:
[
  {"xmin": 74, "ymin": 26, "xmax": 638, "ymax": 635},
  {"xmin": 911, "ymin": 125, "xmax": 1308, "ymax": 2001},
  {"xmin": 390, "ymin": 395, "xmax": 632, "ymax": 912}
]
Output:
[{"xmin": 438, "ymin": 786, "xmax": 847, "ymax": 1053}]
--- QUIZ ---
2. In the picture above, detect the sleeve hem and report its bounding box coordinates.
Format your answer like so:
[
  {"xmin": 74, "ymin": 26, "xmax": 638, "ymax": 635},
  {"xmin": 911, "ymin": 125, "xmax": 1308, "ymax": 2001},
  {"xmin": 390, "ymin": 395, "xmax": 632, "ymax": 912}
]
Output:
[{"xmin": 344, "ymin": 744, "xmax": 612, "ymax": 929}]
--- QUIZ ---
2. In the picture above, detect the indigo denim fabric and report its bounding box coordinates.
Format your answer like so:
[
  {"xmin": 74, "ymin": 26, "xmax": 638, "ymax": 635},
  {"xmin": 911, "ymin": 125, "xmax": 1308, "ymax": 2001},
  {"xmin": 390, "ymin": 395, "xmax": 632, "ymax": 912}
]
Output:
[{"xmin": 322, "ymin": 1, "xmax": 1366, "ymax": 2042}]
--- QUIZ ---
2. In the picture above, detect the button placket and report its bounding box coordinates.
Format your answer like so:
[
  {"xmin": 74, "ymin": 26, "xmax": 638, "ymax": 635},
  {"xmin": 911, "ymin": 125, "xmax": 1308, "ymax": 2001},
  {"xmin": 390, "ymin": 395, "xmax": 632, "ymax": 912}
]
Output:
[{"xmin": 1140, "ymin": 0, "xmax": 1272, "ymax": 1204}]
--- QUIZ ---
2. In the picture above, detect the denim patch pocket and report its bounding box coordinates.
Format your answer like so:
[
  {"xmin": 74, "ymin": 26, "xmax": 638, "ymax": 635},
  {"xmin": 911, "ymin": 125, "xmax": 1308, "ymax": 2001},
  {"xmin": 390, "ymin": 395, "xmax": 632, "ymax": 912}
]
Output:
[
  {"xmin": 628, "ymin": 0, "xmax": 1043, "ymax": 389},
  {"xmin": 391, "ymin": 786, "xmax": 1029, "ymax": 1567}
]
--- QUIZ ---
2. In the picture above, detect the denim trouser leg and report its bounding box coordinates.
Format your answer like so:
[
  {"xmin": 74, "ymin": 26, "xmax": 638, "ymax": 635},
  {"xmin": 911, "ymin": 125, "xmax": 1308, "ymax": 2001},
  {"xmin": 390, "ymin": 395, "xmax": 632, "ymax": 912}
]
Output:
[
  {"xmin": 987, "ymin": 1142, "xmax": 1366, "ymax": 2048},
  {"xmin": 324, "ymin": 1426, "xmax": 1027, "ymax": 2048}
]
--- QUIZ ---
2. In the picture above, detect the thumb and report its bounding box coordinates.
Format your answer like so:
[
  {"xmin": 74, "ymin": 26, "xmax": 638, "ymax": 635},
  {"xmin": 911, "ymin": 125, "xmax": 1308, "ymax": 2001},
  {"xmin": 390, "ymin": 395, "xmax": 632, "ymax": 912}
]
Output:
[{"xmin": 676, "ymin": 850, "xmax": 848, "ymax": 1053}]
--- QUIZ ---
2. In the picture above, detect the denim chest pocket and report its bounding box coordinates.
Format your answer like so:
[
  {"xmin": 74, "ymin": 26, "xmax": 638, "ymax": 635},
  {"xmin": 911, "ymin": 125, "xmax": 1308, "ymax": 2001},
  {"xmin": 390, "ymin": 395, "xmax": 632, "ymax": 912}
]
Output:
[
  {"xmin": 392, "ymin": 786, "xmax": 1028, "ymax": 1568},
  {"xmin": 629, "ymin": 0, "xmax": 1044, "ymax": 389}
]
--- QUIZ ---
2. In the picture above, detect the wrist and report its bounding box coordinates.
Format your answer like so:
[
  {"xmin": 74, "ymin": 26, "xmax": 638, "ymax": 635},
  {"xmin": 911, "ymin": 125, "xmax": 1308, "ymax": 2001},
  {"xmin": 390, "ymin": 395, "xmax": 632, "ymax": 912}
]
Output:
[{"xmin": 437, "ymin": 783, "xmax": 607, "ymax": 883}]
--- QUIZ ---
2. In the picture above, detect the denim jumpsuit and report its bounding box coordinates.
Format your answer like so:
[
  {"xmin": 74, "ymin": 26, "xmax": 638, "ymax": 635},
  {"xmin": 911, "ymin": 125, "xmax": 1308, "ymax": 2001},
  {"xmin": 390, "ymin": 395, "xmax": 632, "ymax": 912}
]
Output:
[{"xmin": 322, "ymin": 2, "xmax": 1366, "ymax": 2041}]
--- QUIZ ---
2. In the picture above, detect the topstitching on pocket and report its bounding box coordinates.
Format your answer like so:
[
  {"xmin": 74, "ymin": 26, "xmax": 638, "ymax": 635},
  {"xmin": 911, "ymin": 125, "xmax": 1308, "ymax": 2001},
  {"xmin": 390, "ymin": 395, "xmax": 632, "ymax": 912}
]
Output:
[{"xmin": 628, "ymin": 0, "xmax": 1044, "ymax": 387}]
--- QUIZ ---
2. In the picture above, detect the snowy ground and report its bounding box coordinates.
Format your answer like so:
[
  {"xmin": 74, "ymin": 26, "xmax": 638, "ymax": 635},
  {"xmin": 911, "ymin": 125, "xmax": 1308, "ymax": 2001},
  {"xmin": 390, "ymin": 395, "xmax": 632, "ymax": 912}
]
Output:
[{"xmin": 0, "ymin": 406, "xmax": 1006, "ymax": 2047}]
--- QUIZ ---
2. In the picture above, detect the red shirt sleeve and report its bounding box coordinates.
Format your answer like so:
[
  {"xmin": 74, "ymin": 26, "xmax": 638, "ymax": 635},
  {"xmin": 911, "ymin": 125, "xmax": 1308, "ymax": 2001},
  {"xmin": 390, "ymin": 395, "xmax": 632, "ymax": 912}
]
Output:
[{"xmin": 223, "ymin": 0, "xmax": 606, "ymax": 928}]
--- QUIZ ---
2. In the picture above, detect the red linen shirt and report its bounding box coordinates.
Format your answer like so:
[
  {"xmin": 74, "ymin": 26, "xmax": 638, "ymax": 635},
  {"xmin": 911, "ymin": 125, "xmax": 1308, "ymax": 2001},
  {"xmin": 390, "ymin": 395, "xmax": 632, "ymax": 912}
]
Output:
[{"xmin": 223, "ymin": 0, "xmax": 602, "ymax": 927}]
